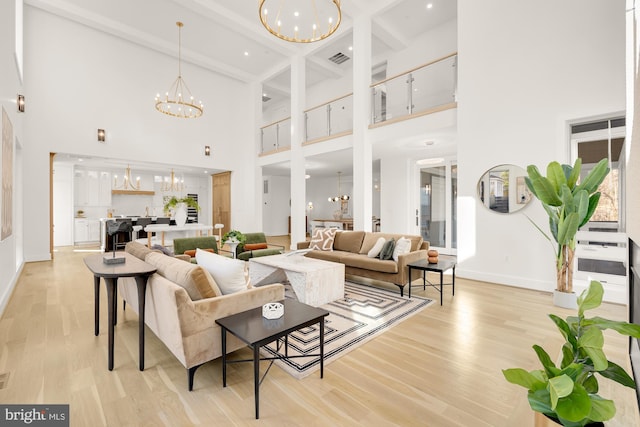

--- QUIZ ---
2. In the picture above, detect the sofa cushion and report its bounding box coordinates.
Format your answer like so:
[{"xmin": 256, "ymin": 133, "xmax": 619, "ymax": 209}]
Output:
[
  {"xmin": 379, "ymin": 238, "xmax": 395, "ymax": 260},
  {"xmin": 392, "ymin": 237, "xmax": 412, "ymax": 262},
  {"xmin": 341, "ymin": 253, "xmax": 398, "ymax": 274},
  {"xmin": 125, "ymin": 241, "xmax": 154, "ymax": 260},
  {"xmin": 244, "ymin": 242, "xmax": 268, "ymax": 250},
  {"xmin": 360, "ymin": 232, "xmax": 424, "ymax": 254},
  {"xmin": 333, "ymin": 231, "xmax": 365, "ymax": 253},
  {"xmin": 145, "ymin": 252, "xmax": 220, "ymax": 300},
  {"xmin": 309, "ymin": 228, "xmax": 337, "ymax": 251},
  {"xmin": 195, "ymin": 249, "xmax": 248, "ymax": 295},
  {"xmin": 367, "ymin": 237, "xmax": 386, "ymax": 258},
  {"xmin": 184, "ymin": 248, "xmax": 214, "ymax": 258},
  {"xmin": 304, "ymin": 249, "xmax": 344, "ymax": 263}
]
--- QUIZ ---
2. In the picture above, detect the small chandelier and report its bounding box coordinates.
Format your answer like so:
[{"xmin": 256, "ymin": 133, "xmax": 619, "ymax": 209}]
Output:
[
  {"xmin": 259, "ymin": 0, "xmax": 341, "ymax": 43},
  {"xmin": 155, "ymin": 22, "xmax": 204, "ymax": 119},
  {"xmin": 328, "ymin": 171, "xmax": 349, "ymax": 202},
  {"xmin": 113, "ymin": 165, "xmax": 141, "ymax": 191},
  {"xmin": 161, "ymin": 169, "xmax": 185, "ymax": 193}
]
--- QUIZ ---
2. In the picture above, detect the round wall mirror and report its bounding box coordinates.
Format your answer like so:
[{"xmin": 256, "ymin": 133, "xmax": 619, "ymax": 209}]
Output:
[{"xmin": 477, "ymin": 164, "xmax": 532, "ymax": 214}]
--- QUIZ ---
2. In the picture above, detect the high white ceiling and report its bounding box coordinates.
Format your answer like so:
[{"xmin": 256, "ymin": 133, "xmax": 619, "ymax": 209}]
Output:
[{"xmin": 34, "ymin": 0, "xmax": 457, "ymax": 177}]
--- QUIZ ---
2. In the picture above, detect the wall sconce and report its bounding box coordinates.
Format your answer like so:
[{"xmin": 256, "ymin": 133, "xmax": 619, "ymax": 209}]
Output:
[
  {"xmin": 17, "ymin": 94, "xmax": 25, "ymax": 113},
  {"xmin": 307, "ymin": 202, "xmax": 314, "ymax": 210},
  {"xmin": 97, "ymin": 129, "xmax": 106, "ymax": 142},
  {"xmin": 204, "ymin": 145, "xmax": 211, "ymax": 156}
]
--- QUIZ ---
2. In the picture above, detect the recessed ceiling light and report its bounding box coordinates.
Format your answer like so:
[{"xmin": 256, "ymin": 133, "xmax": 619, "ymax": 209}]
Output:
[
  {"xmin": 305, "ymin": 174, "xmax": 310, "ymax": 179},
  {"xmin": 294, "ymin": 11, "xmax": 299, "ymax": 17},
  {"xmin": 348, "ymin": 46, "xmax": 353, "ymax": 51},
  {"xmin": 427, "ymin": 3, "xmax": 433, "ymax": 9},
  {"xmin": 244, "ymin": 51, "xmax": 249, "ymax": 56}
]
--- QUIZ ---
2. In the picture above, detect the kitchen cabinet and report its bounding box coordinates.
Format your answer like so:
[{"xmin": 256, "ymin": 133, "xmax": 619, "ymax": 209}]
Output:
[
  {"xmin": 75, "ymin": 169, "xmax": 111, "ymax": 206},
  {"xmin": 75, "ymin": 218, "xmax": 100, "ymax": 244}
]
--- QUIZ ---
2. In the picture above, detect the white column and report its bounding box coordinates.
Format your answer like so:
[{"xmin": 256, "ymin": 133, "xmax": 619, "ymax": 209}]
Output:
[
  {"xmin": 290, "ymin": 55, "xmax": 306, "ymax": 249},
  {"xmin": 251, "ymin": 81, "xmax": 264, "ymax": 231},
  {"xmin": 352, "ymin": 14, "xmax": 373, "ymax": 231}
]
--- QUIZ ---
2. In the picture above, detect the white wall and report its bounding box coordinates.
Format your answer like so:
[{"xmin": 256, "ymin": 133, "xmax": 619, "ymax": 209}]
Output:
[
  {"xmin": 23, "ymin": 7, "xmax": 257, "ymax": 261},
  {"xmin": 457, "ymin": 0, "xmax": 626, "ymax": 293},
  {"xmin": 0, "ymin": 0, "xmax": 25, "ymax": 315},
  {"xmin": 261, "ymin": 175, "xmax": 291, "ymax": 236}
]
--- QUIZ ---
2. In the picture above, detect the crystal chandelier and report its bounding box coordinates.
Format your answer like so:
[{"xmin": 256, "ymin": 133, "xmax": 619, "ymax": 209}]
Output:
[
  {"xmin": 113, "ymin": 165, "xmax": 140, "ymax": 191},
  {"xmin": 155, "ymin": 22, "xmax": 204, "ymax": 118},
  {"xmin": 161, "ymin": 169, "xmax": 185, "ymax": 193},
  {"xmin": 328, "ymin": 171, "xmax": 349, "ymax": 202},
  {"xmin": 259, "ymin": 0, "xmax": 341, "ymax": 43}
]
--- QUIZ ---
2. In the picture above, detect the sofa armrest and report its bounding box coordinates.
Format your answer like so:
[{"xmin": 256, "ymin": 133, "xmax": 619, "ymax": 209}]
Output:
[
  {"xmin": 396, "ymin": 250, "xmax": 428, "ymax": 282},
  {"xmin": 297, "ymin": 241, "xmax": 311, "ymax": 250},
  {"xmin": 177, "ymin": 283, "xmax": 285, "ymax": 336},
  {"xmin": 420, "ymin": 241, "xmax": 430, "ymax": 251}
]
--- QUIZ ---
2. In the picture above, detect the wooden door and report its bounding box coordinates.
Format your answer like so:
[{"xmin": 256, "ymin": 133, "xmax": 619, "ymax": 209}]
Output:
[{"xmin": 212, "ymin": 171, "xmax": 231, "ymax": 237}]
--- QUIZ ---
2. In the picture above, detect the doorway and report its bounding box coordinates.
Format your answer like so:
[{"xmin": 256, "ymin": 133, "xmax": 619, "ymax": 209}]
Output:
[{"xmin": 418, "ymin": 160, "xmax": 457, "ymax": 254}]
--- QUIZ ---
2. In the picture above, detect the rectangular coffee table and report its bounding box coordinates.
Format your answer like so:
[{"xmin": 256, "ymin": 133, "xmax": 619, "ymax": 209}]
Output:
[
  {"xmin": 216, "ymin": 299, "xmax": 330, "ymax": 419},
  {"xmin": 249, "ymin": 254, "xmax": 345, "ymax": 307}
]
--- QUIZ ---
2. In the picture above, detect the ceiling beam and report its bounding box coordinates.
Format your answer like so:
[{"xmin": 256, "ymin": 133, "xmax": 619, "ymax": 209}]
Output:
[{"xmin": 26, "ymin": 0, "xmax": 255, "ymax": 82}]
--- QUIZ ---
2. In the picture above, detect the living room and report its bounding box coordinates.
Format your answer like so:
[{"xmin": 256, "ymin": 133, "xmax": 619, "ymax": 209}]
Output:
[{"xmin": 2, "ymin": 0, "xmax": 640, "ymax": 425}]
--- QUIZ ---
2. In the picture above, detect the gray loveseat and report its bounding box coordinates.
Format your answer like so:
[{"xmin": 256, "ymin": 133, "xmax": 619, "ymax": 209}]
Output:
[{"xmin": 297, "ymin": 230, "xmax": 428, "ymax": 296}]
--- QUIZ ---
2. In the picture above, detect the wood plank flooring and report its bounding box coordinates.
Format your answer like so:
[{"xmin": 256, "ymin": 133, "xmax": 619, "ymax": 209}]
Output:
[{"xmin": 0, "ymin": 240, "xmax": 638, "ymax": 426}]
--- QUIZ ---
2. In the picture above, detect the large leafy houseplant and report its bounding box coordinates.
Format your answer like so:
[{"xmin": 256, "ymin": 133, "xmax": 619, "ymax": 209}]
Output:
[
  {"xmin": 503, "ymin": 280, "xmax": 640, "ymax": 426},
  {"xmin": 525, "ymin": 158, "xmax": 609, "ymax": 294}
]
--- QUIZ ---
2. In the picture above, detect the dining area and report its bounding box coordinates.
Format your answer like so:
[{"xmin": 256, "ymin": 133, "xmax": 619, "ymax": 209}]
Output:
[{"xmin": 310, "ymin": 217, "xmax": 380, "ymax": 233}]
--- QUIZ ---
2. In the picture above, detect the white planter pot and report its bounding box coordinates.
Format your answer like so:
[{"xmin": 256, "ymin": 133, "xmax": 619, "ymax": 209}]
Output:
[
  {"xmin": 553, "ymin": 290, "xmax": 577, "ymax": 309},
  {"xmin": 174, "ymin": 203, "xmax": 188, "ymax": 227}
]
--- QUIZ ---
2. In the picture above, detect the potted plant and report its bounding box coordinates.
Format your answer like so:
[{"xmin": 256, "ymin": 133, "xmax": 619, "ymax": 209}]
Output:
[
  {"xmin": 525, "ymin": 158, "xmax": 609, "ymax": 307},
  {"xmin": 163, "ymin": 196, "xmax": 200, "ymax": 227},
  {"xmin": 163, "ymin": 196, "xmax": 200, "ymax": 212},
  {"xmin": 222, "ymin": 229, "xmax": 246, "ymax": 244},
  {"xmin": 503, "ymin": 280, "xmax": 640, "ymax": 426}
]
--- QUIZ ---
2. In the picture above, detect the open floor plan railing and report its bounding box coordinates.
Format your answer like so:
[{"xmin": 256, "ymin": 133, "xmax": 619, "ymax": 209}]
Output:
[
  {"xmin": 304, "ymin": 93, "xmax": 353, "ymax": 144},
  {"xmin": 371, "ymin": 52, "xmax": 457, "ymax": 126},
  {"xmin": 260, "ymin": 116, "xmax": 291, "ymax": 155}
]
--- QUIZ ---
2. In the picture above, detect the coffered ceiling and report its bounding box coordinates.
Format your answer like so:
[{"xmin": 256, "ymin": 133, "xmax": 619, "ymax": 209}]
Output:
[{"xmin": 34, "ymin": 0, "xmax": 457, "ymax": 178}]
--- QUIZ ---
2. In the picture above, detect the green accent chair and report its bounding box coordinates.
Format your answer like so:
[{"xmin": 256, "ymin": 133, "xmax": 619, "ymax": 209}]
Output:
[
  {"xmin": 235, "ymin": 232, "xmax": 285, "ymax": 261},
  {"xmin": 173, "ymin": 236, "xmax": 232, "ymax": 263}
]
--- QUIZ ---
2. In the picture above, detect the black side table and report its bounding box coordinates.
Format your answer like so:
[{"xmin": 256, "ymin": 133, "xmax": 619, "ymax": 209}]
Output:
[
  {"xmin": 216, "ymin": 299, "xmax": 329, "ymax": 419},
  {"xmin": 84, "ymin": 252, "xmax": 156, "ymax": 371},
  {"xmin": 406, "ymin": 258, "xmax": 456, "ymax": 305}
]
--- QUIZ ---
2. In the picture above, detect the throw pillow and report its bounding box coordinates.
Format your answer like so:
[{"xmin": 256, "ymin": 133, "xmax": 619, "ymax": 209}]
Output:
[
  {"xmin": 244, "ymin": 243, "xmax": 268, "ymax": 251},
  {"xmin": 184, "ymin": 248, "xmax": 214, "ymax": 258},
  {"xmin": 309, "ymin": 228, "xmax": 337, "ymax": 251},
  {"xmin": 151, "ymin": 244, "xmax": 174, "ymax": 257},
  {"xmin": 367, "ymin": 237, "xmax": 386, "ymax": 258},
  {"xmin": 195, "ymin": 249, "xmax": 247, "ymax": 295},
  {"xmin": 378, "ymin": 238, "xmax": 395, "ymax": 260},
  {"xmin": 392, "ymin": 237, "xmax": 412, "ymax": 262}
]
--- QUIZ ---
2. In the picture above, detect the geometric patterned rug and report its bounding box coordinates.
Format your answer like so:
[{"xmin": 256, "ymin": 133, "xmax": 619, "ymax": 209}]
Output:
[{"xmin": 261, "ymin": 281, "xmax": 434, "ymax": 379}]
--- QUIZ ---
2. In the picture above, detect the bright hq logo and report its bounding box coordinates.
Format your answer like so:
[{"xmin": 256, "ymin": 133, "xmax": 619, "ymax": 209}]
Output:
[{"xmin": 1, "ymin": 405, "xmax": 68, "ymax": 426}]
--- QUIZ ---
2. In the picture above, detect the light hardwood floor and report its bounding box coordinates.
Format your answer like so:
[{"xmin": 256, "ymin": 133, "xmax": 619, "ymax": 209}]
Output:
[{"xmin": 0, "ymin": 240, "xmax": 638, "ymax": 426}]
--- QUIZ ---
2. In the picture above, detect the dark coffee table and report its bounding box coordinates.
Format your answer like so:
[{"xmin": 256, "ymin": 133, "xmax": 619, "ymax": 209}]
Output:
[
  {"xmin": 216, "ymin": 299, "xmax": 329, "ymax": 419},
  {"xmin": 406, "ymin": 258, "xmax": 456, "ymax": 304}
]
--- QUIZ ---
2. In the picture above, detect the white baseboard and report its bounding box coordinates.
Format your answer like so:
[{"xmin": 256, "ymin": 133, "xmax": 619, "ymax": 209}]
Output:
[
  {"xmin": 456, "ymin": 268, "xmax": 628, "ymax": 304},
  {"xmin": 0, "ymin": 261, "xmax": 24, "ymax": 318}
]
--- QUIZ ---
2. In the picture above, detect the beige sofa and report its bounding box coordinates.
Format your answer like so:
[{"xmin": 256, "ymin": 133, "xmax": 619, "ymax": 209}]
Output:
[
  {"xmin": 118, "ymin": 241, "xmax": 284, "ymax": 390},
  {"xmin": 297, "ymin": 231, "xmax": 428, "ymax": 296}
]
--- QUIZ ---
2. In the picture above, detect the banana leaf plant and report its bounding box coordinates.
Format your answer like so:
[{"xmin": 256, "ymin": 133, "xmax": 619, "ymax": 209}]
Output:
[
  {"xmin": 503, "ymin": 280, "xmax": 640, "ymax": 426},
  {"xmin": 525, "ymin": 158, "xmax": 609, "ymax": 293}
]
